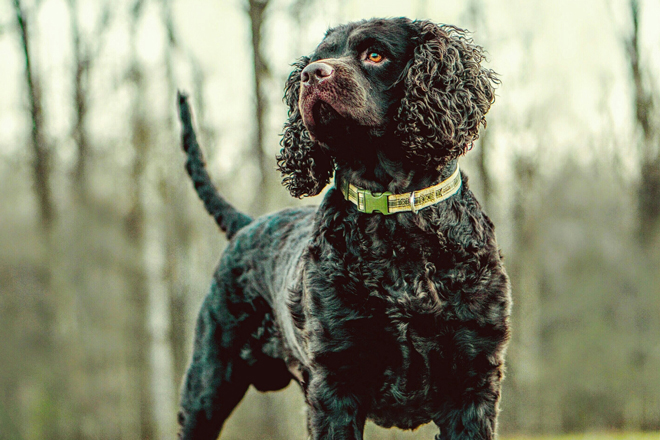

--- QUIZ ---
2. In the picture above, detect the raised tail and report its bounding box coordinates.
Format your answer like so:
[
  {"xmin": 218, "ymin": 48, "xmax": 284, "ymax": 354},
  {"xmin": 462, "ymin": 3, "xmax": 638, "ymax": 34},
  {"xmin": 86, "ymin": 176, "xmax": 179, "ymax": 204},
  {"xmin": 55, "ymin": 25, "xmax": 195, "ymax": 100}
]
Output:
[{"xmin": 177, "ymin": 92, "xmax": 252, "ymax": 239}]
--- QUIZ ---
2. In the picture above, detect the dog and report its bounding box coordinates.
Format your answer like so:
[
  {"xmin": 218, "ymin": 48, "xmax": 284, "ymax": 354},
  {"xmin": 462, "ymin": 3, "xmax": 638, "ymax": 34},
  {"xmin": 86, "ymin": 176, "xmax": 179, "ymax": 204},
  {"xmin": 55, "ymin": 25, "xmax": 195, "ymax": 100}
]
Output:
[{"xmin": 176, "ymin": 17, "xmax": 511, "ymax": 440}]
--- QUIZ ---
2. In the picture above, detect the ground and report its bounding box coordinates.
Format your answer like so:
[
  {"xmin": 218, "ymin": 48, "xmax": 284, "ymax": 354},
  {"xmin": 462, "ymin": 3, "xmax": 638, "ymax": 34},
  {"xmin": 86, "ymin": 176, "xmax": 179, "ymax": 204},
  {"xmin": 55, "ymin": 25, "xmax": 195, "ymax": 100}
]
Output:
[{"xmin": 503, "ymin": 434, "xmax": 659, "ymax": 440}]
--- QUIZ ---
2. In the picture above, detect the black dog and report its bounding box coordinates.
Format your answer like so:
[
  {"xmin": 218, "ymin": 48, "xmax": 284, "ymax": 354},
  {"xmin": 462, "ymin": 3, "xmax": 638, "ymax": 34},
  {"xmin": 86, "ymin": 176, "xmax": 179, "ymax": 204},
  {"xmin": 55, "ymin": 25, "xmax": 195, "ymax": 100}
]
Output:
[{"xmin": 176, "ymin": 17, "xmax": 511, "ymax": 440}]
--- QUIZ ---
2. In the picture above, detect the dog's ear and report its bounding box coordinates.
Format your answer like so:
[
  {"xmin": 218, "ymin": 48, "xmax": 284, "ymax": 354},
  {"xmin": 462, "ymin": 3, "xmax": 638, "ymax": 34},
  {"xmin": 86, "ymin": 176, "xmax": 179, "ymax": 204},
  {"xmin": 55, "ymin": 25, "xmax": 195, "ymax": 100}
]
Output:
[
  {"xmin": 395, "ymin": 22, "xmax": 499, "ymax": 169},
  {"xmin": 277, "ymin": 57, "xmax": 334, "ymax": 198}
]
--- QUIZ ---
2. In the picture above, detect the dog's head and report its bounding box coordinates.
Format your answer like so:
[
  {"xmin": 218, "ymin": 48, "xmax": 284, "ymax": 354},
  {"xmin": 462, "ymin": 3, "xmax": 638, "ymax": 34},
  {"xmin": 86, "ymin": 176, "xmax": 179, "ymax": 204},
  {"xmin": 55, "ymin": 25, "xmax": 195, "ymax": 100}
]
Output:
[{"xmin": 277, "ymin": 18, "xmax": 498, "ymax": 198}]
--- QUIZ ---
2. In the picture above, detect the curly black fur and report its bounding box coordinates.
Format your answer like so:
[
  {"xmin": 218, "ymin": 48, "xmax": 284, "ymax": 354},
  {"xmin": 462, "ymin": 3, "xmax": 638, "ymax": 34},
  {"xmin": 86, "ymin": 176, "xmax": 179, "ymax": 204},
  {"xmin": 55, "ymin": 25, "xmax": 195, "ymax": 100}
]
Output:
[
  {"xmin": 395, "ymin": 23, "xmax": 499, "ymax": 171},
  {"xmin": 277, "ymin": 57, "xmax": 335, "ymax": 198},
  {"xmin": 177, "ymin": 18, "xmax": 510, "ymax": 440}
]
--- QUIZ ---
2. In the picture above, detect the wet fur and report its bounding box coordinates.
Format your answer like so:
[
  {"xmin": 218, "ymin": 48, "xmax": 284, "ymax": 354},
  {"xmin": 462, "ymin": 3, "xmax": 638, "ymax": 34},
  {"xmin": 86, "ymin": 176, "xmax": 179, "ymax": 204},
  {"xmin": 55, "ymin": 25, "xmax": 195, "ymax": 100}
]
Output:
[{"xmin": 177, "ymin": 18, "xmax": 510, "ymax": 440}]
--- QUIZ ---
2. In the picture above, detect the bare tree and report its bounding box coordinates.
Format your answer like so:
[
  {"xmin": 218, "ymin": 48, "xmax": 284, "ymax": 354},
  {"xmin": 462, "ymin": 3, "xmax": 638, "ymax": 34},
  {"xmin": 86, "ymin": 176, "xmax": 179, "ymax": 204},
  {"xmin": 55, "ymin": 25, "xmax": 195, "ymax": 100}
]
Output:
[
  {"xmin": 160, "ymin": 0, "xmax": 192, "ymax": 385},
  {"xmin": 122, "ymin": 1, "xmax": 178, "ymax": 437},
  {"xmin": 248, "ymin": 0, "xmax": 271, "ymax": 213},
  {"xmin": 13, "ymin": 0, "xmax": 53, "ymax": 232},
  {"xmin": 12, "ymin": 2, "xmax": 66, "ymax": 439},
  {"xmin": 69, "ymin": 0, "xmax": 90, "ymax": 203},
  {"xmin": 123, "ymin": 2, "xmax": 157, "ymax": 438},
  {"xmin": 626, "ymin": 0, "xmax": 660, "ymax": 246},
  {"xmin": 64, "ymin": 8, "xmax": 114, "ymax": 434},
  {"xmin": 462, "ymin": 0, "xmax": 495, "ymax": 212},
  {"xmin": 624, "ymin": 4, "xmax": 660, "ymax": 428},
  {"xmin": 508, "ymin": 155, "xmax": 543, "ymax": 434},
  {"xmin": 67, "ymin": 0, "xmax": 111, "ymax": 203}
]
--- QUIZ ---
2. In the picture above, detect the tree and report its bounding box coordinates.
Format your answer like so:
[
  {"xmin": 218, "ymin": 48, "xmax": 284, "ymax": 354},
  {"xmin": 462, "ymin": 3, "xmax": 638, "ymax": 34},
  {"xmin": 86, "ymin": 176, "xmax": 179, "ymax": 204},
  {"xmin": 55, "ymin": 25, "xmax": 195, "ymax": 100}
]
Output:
[
  {"xmin": 12, "ymin": 1, "xmax": 66, "ymax": 438},
  {"xmin": 626, "ymin": 0, "xmax": 660, "ymax": 246},
  {"xmin": 507, "ymin": 154, "xmax": 543, "ymax": 434},
  {"xmin": 14, "ymin": 0, "xmax": 53, "ymax": 232},
  {"xmin": 248, "ymin": 0, "xmax": 272, "ymax": 213},
  {"xmin": 623, "ymin": 3, "xmax": 660, "ymax": 427},
  {"xmin": 123, "ymin": 1, "xmax": 157, "ymax": 437},
  {"xmin": 462, "ymin": 0, "xmax": 495, "ymax": 212},
  {"xmin": 67, "ymin": 0, "xmax": 111, "ymax": 203}
]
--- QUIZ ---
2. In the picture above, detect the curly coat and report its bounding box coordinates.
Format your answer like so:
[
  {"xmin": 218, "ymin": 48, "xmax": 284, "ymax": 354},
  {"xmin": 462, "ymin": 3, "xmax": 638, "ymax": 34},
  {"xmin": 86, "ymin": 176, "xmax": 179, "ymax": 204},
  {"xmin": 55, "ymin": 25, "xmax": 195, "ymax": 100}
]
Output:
[{"xmin": 176, "ymin": 17, "xmax": 511, "ymax": 440}]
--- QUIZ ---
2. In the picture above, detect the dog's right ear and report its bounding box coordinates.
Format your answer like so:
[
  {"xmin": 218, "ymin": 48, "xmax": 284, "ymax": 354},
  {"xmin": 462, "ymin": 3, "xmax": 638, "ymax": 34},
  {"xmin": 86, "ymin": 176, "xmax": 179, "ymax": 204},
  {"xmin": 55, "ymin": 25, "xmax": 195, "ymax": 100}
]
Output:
[
  {"xmin": 395, "ymin": 21, "xmax": 499, "ymax": 170},
  {"xmin": 277, "ymin": 57, "xmax": 334, "ymax": 198}
]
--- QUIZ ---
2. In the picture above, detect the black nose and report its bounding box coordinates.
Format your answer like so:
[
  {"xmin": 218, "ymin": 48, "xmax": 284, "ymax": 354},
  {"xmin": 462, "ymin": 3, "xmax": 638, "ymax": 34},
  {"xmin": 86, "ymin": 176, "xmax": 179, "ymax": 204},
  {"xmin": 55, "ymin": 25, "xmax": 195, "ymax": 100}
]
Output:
[{"xmin": 301, "ymin": 62, "xmax": 334, "ymax": 86}]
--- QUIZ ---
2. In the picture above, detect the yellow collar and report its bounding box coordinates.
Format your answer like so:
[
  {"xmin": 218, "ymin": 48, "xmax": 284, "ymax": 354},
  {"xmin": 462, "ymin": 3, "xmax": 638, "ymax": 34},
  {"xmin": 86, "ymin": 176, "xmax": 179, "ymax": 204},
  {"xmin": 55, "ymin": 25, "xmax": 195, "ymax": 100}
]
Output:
[{"xmin": 338, "ymin": 165, "xmax": 462, "ymax": 215}]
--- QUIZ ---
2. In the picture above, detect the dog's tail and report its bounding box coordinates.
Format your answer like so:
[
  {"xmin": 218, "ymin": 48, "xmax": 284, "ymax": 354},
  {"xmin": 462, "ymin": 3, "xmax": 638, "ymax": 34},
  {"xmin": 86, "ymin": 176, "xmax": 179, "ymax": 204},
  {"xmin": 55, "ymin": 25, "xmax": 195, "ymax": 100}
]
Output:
[{"xmin": 177, "ymin": 92, "xmax": 253, "ymax": 239}]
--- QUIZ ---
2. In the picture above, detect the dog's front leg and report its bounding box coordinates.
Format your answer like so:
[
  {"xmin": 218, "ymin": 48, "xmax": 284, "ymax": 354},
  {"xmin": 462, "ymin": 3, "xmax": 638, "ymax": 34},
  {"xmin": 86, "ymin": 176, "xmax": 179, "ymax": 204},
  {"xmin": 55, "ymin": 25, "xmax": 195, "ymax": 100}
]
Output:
[
  {"xmin": 305, "ymin": 370, "xmax": 366, "ymax": 440},
  {"xmin": 432, "ymin": 364, "xmax": 503, "ymax": 440}
]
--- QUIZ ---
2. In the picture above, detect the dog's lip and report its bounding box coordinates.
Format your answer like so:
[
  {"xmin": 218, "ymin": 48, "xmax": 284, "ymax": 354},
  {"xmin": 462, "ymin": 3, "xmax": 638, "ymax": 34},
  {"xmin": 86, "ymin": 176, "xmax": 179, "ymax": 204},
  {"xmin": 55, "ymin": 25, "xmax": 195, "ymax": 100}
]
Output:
[
  {"xmin": 299, "ymin": 82, "xmax": 382, "ymax": 139},
  {"xmin": 299, "ymin": 90, "xmax": 340, "ymax": 136}
]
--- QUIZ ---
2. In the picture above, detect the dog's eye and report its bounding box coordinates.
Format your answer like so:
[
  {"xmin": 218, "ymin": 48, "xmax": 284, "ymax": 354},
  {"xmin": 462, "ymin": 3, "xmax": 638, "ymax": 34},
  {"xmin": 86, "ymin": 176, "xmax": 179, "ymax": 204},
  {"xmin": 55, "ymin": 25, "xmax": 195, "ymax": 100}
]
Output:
[{"xmin": 366, "ymin": 52, "xmax": 384, "ymax": 63}]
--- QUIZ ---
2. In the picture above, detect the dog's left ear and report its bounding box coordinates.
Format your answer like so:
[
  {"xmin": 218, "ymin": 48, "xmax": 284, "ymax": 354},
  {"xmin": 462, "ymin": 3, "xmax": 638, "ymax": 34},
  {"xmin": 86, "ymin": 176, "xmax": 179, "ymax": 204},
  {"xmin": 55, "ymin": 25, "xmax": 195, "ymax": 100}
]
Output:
[
  {"xmin": 395, "ymin": 21, "xmax": 499, "ymax": 169},
  {"xmin": 277, "ymin": 57, "xmax": 334, "ymax": 198}
]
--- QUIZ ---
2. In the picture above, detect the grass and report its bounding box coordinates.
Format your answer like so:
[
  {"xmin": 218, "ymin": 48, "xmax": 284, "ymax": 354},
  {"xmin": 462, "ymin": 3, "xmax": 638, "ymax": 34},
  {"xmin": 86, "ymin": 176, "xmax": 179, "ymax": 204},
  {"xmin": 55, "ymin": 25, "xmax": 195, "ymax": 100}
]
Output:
[
  {"xmin": 363, "ymin": 422, "xmax": 659, "ymax": 440},
  {"xmin": 503, "ymin": 433, "xmax": 659, "ymax": 440}
]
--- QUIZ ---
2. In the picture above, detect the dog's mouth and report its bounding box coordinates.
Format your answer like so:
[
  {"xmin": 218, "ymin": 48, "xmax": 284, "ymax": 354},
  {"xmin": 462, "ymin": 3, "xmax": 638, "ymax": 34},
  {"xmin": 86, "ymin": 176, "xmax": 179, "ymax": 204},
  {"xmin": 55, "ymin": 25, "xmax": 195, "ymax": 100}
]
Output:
[
  {"xmin": 300, "ymin": 94, "xmax": 344, "ymax": 140},
  {"xmin": 312, "ymin": 100, "xmax": 343, "ymax": 134}
]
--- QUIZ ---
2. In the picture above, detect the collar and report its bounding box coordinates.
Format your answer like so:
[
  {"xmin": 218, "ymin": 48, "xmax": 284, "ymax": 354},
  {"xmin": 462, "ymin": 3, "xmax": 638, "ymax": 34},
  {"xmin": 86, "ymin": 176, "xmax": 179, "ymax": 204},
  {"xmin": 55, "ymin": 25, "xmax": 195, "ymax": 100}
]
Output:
[{"xmin": 338, "ymin": 165, "xmax": 462, "ymax": 215}]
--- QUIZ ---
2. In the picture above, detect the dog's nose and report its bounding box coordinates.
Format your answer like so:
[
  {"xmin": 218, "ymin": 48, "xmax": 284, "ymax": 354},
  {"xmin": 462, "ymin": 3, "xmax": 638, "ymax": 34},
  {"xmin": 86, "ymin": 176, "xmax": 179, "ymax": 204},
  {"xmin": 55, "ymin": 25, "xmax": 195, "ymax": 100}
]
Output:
[{"xmin": 301, "ymin": 62, "xmax": 334, "ymax": 86}]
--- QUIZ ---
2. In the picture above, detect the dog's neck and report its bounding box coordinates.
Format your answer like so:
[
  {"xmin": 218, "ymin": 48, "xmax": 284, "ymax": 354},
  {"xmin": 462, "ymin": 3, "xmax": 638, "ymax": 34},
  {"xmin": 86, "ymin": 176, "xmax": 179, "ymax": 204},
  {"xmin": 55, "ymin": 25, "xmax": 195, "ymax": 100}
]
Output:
[{"xmin": 334, "ymin": 151, "xmax": 458, "ymax": 196}]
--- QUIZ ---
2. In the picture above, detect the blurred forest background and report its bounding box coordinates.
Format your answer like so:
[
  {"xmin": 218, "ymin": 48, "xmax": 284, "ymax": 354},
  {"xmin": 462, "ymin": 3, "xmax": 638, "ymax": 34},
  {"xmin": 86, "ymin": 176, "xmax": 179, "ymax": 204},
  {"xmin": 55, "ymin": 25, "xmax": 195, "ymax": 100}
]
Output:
[{"xmin": 0, "ymin": 0, "xmax": 659, "ymax": 439}]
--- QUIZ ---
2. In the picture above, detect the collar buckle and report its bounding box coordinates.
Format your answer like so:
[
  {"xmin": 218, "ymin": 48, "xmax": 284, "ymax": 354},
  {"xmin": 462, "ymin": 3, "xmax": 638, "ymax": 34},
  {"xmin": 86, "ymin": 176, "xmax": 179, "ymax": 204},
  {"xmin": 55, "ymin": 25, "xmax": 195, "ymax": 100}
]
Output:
[{"xmin": 358, "ymin": 189, "xmax": 393, "ymax": 215}]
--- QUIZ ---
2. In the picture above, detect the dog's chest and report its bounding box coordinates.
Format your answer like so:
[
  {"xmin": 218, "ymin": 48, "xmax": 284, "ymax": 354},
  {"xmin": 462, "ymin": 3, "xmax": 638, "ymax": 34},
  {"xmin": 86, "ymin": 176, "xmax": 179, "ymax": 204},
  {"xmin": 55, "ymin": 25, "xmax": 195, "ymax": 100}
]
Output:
[
  {"xmin": 289, "ymin": 206, "xmax": 509, "ymax": 428},
  {"xmin": 365, "ymin": 296, "xmax": 452, "ymax": 428},
  {"xmin": 302, "ymin": 236, "xmax": 460, "ymax": 423}
]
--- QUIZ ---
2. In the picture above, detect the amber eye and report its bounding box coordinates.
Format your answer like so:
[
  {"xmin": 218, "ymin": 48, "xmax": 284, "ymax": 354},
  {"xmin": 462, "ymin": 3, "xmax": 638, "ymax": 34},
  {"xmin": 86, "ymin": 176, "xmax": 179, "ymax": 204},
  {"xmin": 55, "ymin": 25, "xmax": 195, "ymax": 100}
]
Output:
[{"xmin": 367, "ymin": 52, "xmax": 384, "ymax": 63}]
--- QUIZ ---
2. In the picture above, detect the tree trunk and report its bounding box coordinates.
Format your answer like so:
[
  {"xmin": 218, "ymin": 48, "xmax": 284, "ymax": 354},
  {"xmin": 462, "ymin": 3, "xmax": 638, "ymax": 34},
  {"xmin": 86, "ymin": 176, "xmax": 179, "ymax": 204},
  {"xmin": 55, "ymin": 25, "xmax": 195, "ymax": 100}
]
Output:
[
  {"xmin": 64, "ymin": 2, "xmax": 91, "ymax": 436},
  {"xmin": 160, "ymin": 0, "xmax": 185, "ymax": 383},
  {"xmin": 14, "ymin": 0, "xmax": 54, "ymax": 231},
  {"xmin": 626, "ymin": 0, "xmax": 660, "ymax": 245},
  {"xmin": 124, "ymin": 2, "xmax": 156, "ymax": 437},
  {"xmin": 463, "ymin": 0, "xmax": 493, "ymax": 213},
  {"xmin": 625, "ymin": 1, "xmax": 659, "ymax": 427},
  {"xmin": 509, "ymin": 156, "xmax": 543, "ymax": 434},
  {"xmin": 248, "ymin": 0, "xmax": 270, "ymax": 214},
  {"xmin": 638, "ymin": 158, "xmax": 660, "ymax": 243},
  {"xmin": 143, "ymin": 177, "xmax": 178, "ymax": 440},
  {"xmin": 126, "ymin": 109, "xmax": 156, "ymax": 440},
  {"xmin": 476, "ymin": 127, "xmax": 492, "ymax": 212},
  {"xmin": 13, "ymin": 2, "xmax": 66, "ymax": 439}
]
